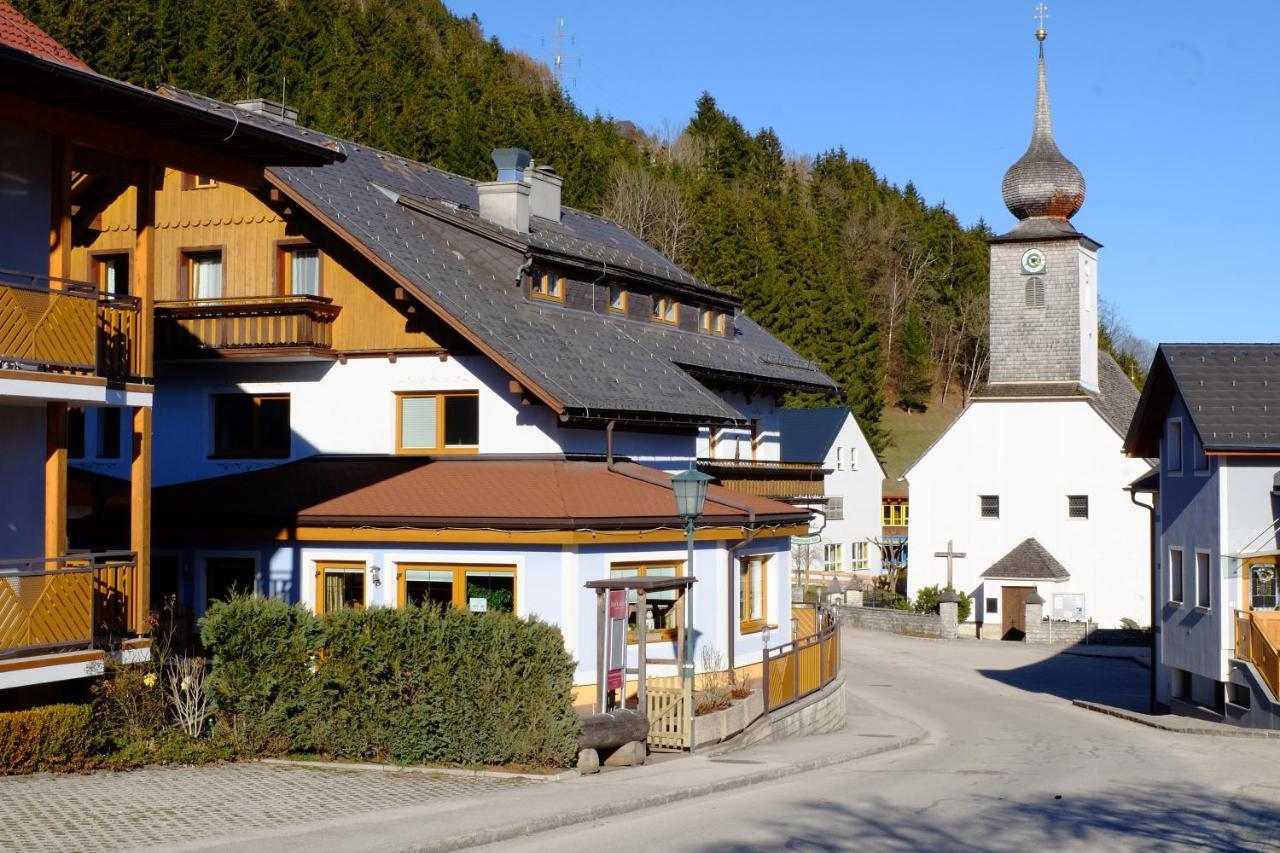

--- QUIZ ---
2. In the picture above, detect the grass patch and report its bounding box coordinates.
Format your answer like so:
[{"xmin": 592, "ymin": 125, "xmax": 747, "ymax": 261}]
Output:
[{"xmin": 879, "ymin": 392, "xmax": 965, "ymax": 484}]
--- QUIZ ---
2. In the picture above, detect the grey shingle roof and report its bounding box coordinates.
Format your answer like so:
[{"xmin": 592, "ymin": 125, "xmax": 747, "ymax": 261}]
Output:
[
  {"xmin": 981, "ymin": 538, "xmax": 1070, "ymax": 581},
  {"xmin": 974, "ymin": 350, "xmax": 1140, "ymax": 437},
  {"xmin": 1125, "ymin": 344, "xmax": 1280, "ymax": 456},
  {"xmin": 245, "ymin": 130, "xmax": 835, "ymax": 423}
]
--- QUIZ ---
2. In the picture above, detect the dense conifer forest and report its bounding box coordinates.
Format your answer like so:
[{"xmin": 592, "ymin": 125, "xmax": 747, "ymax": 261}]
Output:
[{"xmin": 19, "ymin": 0, "xmax": 1147, "ymax": 451}]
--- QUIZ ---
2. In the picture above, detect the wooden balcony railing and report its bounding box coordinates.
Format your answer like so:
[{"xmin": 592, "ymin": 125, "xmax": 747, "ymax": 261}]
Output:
[
  {"xmin": 156, "ymin": 295, "xmax": 341, "ymax": 359},
  {"xmin": 0, "ymin": 552, "xmax": 140, "ymax": 659},
  {"xmin": 1236, "ymin": 609, "xmax": 1280, "ymax": 699},
  {"xmin": 0, "ymin": 269, "xmax": 142, "ymax": 382},
  {"xmin": 695, "ymin": 458, "xmax": 826, "ymax": 501}
]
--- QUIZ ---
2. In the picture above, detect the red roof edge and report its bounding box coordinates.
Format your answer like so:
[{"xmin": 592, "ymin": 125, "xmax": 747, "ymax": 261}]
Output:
[{"xmin": 0, "ymin": 2, "xmax": 93, "ymax": 72}]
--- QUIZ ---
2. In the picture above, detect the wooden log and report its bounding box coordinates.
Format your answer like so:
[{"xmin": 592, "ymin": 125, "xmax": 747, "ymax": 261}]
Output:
[{"xmin": 577, "ymin": 709, "xmax": 649, "ymax": 751}]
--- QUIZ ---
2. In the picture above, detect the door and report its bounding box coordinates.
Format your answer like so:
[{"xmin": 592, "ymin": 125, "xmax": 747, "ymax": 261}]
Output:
[{"xmin": 1001, "ymin": 586, "xmax": 1035, "ymax": 640}]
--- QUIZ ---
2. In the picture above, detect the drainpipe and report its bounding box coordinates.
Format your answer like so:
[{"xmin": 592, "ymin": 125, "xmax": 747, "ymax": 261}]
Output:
[{"xmin": 1130, "ymin": 487, "xmax": 1158, "ymax": 714}]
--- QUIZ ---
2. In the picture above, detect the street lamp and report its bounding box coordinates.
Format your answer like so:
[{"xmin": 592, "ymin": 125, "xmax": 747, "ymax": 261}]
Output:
[{"xmin": 671, "ymin": 466, "xmax": 712, "ymax": 753}]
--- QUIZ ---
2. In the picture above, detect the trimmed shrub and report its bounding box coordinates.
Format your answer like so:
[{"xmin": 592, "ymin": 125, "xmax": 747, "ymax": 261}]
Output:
[
  {"xmin": 201, "ymin": 598, "xmax": 580, "ymax": 768},
  {"xmin": 914, "ymin": 585, "xmax": 973, "ymax": 623},
  {"xmin": 0, "ymin": 703, "xmax": 96, "ymax": 774}
]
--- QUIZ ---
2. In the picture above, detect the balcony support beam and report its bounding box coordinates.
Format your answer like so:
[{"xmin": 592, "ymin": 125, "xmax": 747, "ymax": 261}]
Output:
[
  {"xmin": 134, "ymin": 160, "xmax": 157, "ymax": 379},
  {"xmin": 131, "ymin": 406, "xmax": 151, "ymax": 634},
  {"xmin": 44, "ymin": 401, "xmax": 68, "ymax": 558}
]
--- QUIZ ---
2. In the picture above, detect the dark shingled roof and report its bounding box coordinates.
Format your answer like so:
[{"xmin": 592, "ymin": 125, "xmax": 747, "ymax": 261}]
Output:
[
  {"xmin": 226, "ymin": 123, "xmax": 835, "ymax": 423},
  {"xmin": 1125, "ymin": 344, "xmax": 1280, "ymax": 456},
  {"xmin": 981, "ymin": 538, "xmax": 1070, "ymax": 581},
  {"xmin": 779, "ymin": 407, "xmax": 849, "ymax": 464},
  {"xmin": 975, "ymin": 350, "xmax": 1141, "ymax": 437}
]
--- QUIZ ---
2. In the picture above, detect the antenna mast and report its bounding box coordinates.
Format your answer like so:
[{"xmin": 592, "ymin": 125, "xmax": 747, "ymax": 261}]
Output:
[{"xmin": 543, "ymin": 18, "xmax": 579, "ymax": 89}]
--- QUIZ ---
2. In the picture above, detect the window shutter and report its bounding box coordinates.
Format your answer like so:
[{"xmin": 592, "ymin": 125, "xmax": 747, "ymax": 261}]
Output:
[
  {"xmin": 401, "ymin": 396, "xmax": 439, "ymax": 449},
  {"xmin": 1024, "ymin": 276, "xmax": 1044, "ymax": 308}
]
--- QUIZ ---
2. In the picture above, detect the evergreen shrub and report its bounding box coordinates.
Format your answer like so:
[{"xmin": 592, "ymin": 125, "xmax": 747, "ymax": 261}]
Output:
[
  {"xmin": 913, "ymin": 585, "xmax": 973, "ymax": 623},
  {"xmin": 201, "ymin": 597, "xmax": 580, "ymax": 768},
  {"xmin": 0, "ymin": 703, "xmax": 96, "ymax": 774}
]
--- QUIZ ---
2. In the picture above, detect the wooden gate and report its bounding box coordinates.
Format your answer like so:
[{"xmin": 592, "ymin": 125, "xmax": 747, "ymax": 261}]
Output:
[
  {"xmin": 1001, "ymin": 586, "xmax": 1035, "ymax": 640},
  {"xmin": 645, "ymin": 674, "xmax": 691, "ymax": 749}
]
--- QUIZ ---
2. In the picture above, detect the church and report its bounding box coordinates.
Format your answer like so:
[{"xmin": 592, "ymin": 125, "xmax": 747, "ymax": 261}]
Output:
[{"xmin": 904, "ymin": 28, "xmax": 1152, "ymax": 636}]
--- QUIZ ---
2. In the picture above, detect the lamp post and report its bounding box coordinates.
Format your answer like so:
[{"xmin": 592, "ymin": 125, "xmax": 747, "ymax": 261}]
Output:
[{"xmin": 671, "ymin": 466, "xmax": 712, "ymax": 752}]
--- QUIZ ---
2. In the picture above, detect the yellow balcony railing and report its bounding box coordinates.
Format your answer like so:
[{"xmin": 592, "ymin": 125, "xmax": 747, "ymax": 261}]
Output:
[
  {"xmin": 0, "ymin": 269, "xmax": 143, "ymax": 381},
  {"xmin": 1236, "ymin": 609, "xmax": 1280, "ymax": 700},
  {"xmin": 0, "ymin": 552, "xmax": 139, "ymax": 658}
]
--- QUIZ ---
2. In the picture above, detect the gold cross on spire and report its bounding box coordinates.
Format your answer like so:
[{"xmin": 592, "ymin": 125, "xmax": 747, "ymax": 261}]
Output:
[{"xmin": 1035, "ymin": 2, "xmax": 1049, "ymax": 41}]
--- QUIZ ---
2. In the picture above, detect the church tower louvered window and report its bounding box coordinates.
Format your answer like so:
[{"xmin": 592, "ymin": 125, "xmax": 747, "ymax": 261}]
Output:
[{"xmin": 1024, "ymin": 276, "xmax": 1045, "ymax": 308}]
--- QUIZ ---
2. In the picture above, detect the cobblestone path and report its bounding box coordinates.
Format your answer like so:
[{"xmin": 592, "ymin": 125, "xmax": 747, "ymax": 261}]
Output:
[{"xmin": 0, "ymin": 762, "xmax": 526, "ymax": 852}]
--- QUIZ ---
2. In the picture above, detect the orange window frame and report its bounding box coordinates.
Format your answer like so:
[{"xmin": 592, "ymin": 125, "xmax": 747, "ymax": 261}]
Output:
[
  {"xmin": 277, "ymin": 241, "xmax": 322, "ymax": 296},
  {"xmin": 610, "ymin": 560, "xmax": 684, "ymax": 642},
  {"xmin": 652, "ymin": 294, "xmax": 679, "ymax": 325},
  {"xmin": 739, "ymin": 555, "xmax": 768, "ymax": 634},
  {"xmin": 394, "ymin": 391, "xmax": 480, "ymax": 455},
  {"xmin": 530, "ymin": 268, "xmax": 564, "ymax": 302},
  {"xmin": 397, "ymin": 563, "xmax": 517, "ymax": 612},
  {"xmin": 315, "ymin": 561, "xmax": 366, "ymax": 615},
  {"xmin": 608, "ymin": 284, "xmax": 627, "ymax": 314}
]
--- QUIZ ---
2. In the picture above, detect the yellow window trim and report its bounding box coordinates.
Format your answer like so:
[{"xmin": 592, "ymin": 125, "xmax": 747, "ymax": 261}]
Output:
[
  {"xmin": 394, "ymin": 390, "xmax": 480, "ymax": 455},
  {"xmin": 608, "ymin": 284, "xmax": 628, "ymax": 314},
  {"xmin": 396, "ymin": 562, "xmax": 517, "ymax": 612},
  {"xmin": 651, "ymin": 295, "xmax": 679, "ymax": 326},
  {"xmin": 315, "ymin": 560, "xmax": 366, "ymax": 615},
  {"xmin": 530, "ymin": 268, "xmax": 565, "ymax": 303},
  {"xmin": 739, "ymin": 555, "xmax": 769, "ymax": 634},
  {"xmin": 610, "ymin": 560, "xmax": 685, "ymax": 642}
]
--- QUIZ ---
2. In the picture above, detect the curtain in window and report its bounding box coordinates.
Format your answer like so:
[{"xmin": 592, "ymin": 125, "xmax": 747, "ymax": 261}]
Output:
[
  {"xmin": 291, "ymin": 250, "xmax": 320, "ymax": 296},
  {"xmin": 194, "ymin": 256, "xmax": 223, "ymax": 299},
  {"xmin": 324, "ymin": 572, "xmax": 346, "ymax": 613},
  {"xmin": 401, "ymin": 396, "xmax": 439, "ymax": 449}
]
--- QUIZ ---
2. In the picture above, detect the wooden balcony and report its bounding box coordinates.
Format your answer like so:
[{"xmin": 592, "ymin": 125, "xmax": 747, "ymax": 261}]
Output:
[
  {"xmin": 156, "ymin": 295, "xmax": 341, "ymax": 360},
  {"xmin": 0, "ymin": 552, "xmax": 140, "ymax": 659},
  {"xmin": 1236, "ymin": 609, "xmax": 1280, "ymax": 700},
  {"xmin": 695, "ymin": 458, "xmax": 826, "ymax": 502},
  {"xmin": 0, "ymin": 269, "xmax": 142, "ymax": 382}
]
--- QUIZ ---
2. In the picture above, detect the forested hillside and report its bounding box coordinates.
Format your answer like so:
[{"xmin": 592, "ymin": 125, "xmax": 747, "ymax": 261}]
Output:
[{"xmin": 18, "ymin": 0, "xmax": 1145, "ymax": 452}]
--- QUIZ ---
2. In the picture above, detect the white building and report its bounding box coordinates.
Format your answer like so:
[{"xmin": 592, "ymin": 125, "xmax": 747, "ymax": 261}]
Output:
[
  {"xmin": 904, "ymin": 31, "xmax": 1151, "ymax": 635},
  {"xmin": 1126, "ymin": 344, "xmax": 1280, "ymax": 727},
  {"xmin": 779, "ymin": 408, "xmax": 884, "ymax": 578}
]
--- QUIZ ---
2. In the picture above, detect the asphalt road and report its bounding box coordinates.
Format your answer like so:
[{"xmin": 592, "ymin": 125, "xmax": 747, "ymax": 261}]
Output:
[{"xmin": 491, "ymin": 630, "xmax": 1280, "ymax": 852}]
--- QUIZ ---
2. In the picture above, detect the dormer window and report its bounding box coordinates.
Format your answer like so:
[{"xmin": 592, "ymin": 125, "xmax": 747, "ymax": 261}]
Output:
[
  {"xmin": 652, "ymin": 294, "xmax": 678, "ymax": 325},
  {"xmin": 699, "ymin": 306, "xmax": 727, "ymax": 334},
  {"xmin": 530, "ymin": 268, "xmax": 564, "ymax": 302},
  {"xmin": 608, "ymin": 284, "xmax": 627, "ymax": 314}
]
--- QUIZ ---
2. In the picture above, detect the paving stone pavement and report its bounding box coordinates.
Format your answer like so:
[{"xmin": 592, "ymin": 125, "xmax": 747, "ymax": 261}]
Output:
[{"xmin": 0, "ymin": 762, "xmax": 526, "ymax": 853}]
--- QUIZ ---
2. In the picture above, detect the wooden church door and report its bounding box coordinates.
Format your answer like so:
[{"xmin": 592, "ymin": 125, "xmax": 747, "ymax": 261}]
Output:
[{"xmin": 1001, "ymin": 586, "xmax": 1035, "ymax": 640}]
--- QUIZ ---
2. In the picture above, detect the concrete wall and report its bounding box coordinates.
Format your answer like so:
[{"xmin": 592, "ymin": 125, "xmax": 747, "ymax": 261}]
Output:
[
  {"xmin": 0, "ymin": 126, "xmax": 51, "ymax": 276},
  {"xmin": 0, "ymin": 404, "xmax": 45, "ymax": 560},
  {"xmin": 740, "ymin": 672, "xmax": 846, "ymax": 747},
  {"xmin": 907, "ymin": 398, "xmax": 1152, "ymax": 629},
  {"xmin": 838, "ymin": 605, "xmax": 947, "ymax": 639}
]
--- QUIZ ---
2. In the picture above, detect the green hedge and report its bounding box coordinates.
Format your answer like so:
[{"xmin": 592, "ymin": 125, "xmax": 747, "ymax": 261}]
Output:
[
  {"xmin": 201, "ymin": 596, "xmax": 580, "ymax": 768},
  {"xmin": 0, "ymin": 703, "xmax": 96, "ymax": 774}
]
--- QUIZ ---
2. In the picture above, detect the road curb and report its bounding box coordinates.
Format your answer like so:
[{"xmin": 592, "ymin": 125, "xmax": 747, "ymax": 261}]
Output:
[
  {"xmin": 257, "ymin": 758, "xmax": 574, "ymax": 783},
  {"xmin": 1072, "ymin": 700, "xmax": 1280, "ymax": 738},
  {"xmin": 397, "ymin": 732, "xmax": 925, "ymax": 852}
]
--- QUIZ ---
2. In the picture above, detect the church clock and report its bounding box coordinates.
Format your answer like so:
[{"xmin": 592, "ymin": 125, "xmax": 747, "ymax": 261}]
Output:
[{"xmin": 1020, "ymin": 247, "xmax": 1046, "ymax": 275}]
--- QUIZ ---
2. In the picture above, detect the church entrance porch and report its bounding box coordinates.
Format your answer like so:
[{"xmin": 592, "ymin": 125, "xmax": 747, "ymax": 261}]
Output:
[{"xmin": 1001, "ymin": 586, "xmax": 1036, "ymax": 640}]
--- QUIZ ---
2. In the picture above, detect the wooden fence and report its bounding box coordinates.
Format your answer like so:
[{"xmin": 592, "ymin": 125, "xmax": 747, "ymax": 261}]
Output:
[
  {"xmin": 1236, "ymin": 609, "xmax": 1280, "ymax": 699},
  {"xmin": 0, "ymin": 552, "xmax": 139, "ymax": 658},
  {"xmin": 763, "ymin": 612, "xmax": 841, "ymax": 713},
  {"xmin": 644, "ymin": 673, "xmax": 692, "ymax": 749}
]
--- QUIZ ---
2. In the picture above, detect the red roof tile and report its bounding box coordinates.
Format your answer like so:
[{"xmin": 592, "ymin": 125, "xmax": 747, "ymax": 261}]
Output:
[
  {"xmin": 154, "ymin": 457, "xmax": 809, "ymax": 529},
  {"xmin": 0, "ymin": 2, "xmax": 92, "ymax": 71}
]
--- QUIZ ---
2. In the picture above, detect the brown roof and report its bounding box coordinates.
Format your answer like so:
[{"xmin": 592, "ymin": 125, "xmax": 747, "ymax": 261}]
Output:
[
  {"xmin": 154, "ymin": 456, "xmax": 809, "ymax": 529},
  {"xmin": 0, "ymin": 2, "xmax": 91, "ymax": 71}
]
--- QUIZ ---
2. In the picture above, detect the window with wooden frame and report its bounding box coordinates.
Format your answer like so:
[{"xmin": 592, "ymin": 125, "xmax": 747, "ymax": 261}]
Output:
[
  {"xmin": 183, "ymin": 173, "xmax": 218, "ymax": 190},
  {"xmin": 610, "ymin": 561, "xmax": 682, "ymax": 642},
  {"xmin": 395, "ymin": 391, "xmax": 480, "ymax": 454},
  {"xmin": 211, "ymin": 394, "xmax": 290, "ymax": 458},
  {"xmin": 97, "ymin": 408, "xmax": 121, "ymax": 459},
  {"xmin": 651, "ymin": 293, "xmax": 678, "ymax": 325},
  {"xmin": 530, "ymin": 268, "xmax": 564, "ymax": 302},
  {"xmin": 739, "ymin": 555, "xmax": 768, "ymax": 633},
  {"xmin": 699, "ymin": 306, "xmax": 726, "ymax": 334},
  {"xmin": 181, "ymin": 249, "xmax": 224, "ymax": 300},
  {"xmin": 398, "ymin": 564, "xmax": 516, "ymax": 613},
  {"xmin": 279, "ymin": 243, "xmax": 321, "ymax": 296},
  {"xmin": 316, "ymin": 561, "xmax": 366, "ymax": 614},
  {"xmin": 92, "ymin": 253, "xmax": 130, "ymax": 296},
  {"xmin": 608, "ymin": 283, "xmax": 627, "ymax": 313}
]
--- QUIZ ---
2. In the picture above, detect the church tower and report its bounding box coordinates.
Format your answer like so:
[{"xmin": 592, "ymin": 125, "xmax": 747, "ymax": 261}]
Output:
[{"xmin": 988, "ymin": 23, "xmax": 1099, "ymax": 392}]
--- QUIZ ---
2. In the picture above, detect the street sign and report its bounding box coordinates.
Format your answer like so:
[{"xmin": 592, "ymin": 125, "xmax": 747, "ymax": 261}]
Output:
[{"xmin": 791, "ymin": 534, "xmax": 821, "ymax": 546}]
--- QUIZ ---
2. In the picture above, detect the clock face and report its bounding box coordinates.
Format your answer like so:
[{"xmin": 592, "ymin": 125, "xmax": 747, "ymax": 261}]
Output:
[{"xmin": 1021, "ymin": 248, "xmax": 1047, "ymax": 275}]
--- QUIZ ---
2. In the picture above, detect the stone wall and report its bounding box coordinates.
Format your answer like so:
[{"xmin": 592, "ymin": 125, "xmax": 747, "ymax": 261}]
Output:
[
  {"xmin": 837, "ymin": 605, "xmax": 948, "ymax": 639},
  {"xmin": 740, "ymin": 672, "xmax": 846, "ymax": 747}
]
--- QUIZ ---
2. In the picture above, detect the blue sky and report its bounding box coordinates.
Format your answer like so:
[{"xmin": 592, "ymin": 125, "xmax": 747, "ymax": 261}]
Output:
[{"xmin": 444, "ymin": 1, "xmax": 1278, "ymax": 345}]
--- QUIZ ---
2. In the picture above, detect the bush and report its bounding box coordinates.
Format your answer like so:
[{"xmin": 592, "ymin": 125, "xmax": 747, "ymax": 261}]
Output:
[
  {"xmin": 913, "ymin": 585, "xmax": 973, "ymax": 623},
  {"xmin": 201, "ymin": 597, "xmax": 581, "ymax": 768},
  {"xmin": 0, "ymin": 703, "xmax": 96, "ymax": 774}
]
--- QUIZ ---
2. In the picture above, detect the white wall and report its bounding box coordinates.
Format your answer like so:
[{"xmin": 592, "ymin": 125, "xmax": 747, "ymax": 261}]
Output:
[
  {"xmin": 0, "ymin": 404, "xmax": 46, "ymax": 560},
  {"xmin": 696, "ymin": 394, "xmax": 783, "ymax": 464},
  {"xmin": 816, "ymin": 415, "xmax": 884, "ymax": 574},
  {"xmin": 0, "ymin": 126, "xmax": 51, "ymax": 276},
  {"xmin": 907, "ymin": 398, "xmax": 1151, "ymax": 628}
]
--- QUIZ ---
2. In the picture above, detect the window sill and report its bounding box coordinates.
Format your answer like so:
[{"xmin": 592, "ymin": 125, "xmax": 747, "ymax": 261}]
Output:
[
  {"xmin": 530, "ymin": 292, "xmax": 564, "ymax": 304},
  {"xmin": 739, "ymin": 620, "xmax": 766, "ymax": 635}
]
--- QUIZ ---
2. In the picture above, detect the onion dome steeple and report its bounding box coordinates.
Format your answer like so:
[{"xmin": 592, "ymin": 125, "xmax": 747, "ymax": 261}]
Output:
[{"xmin": 1001, "ymin": 24, "xmax": 1085, "ymax": 227}]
